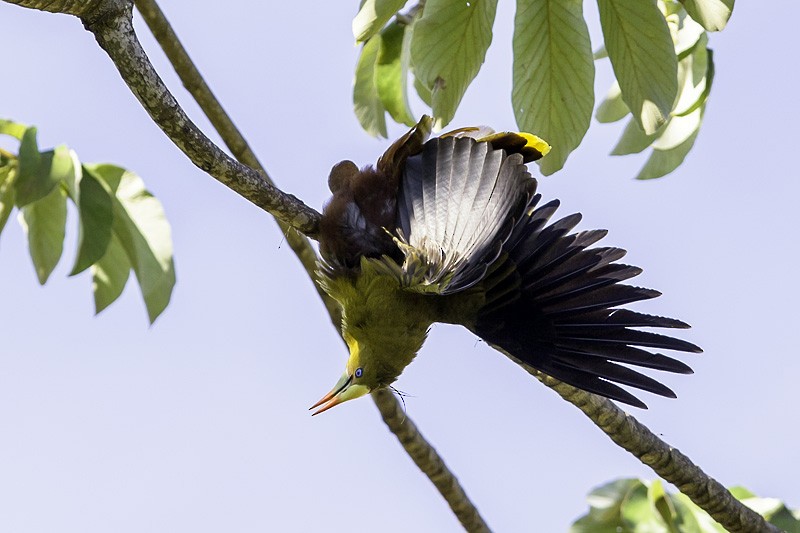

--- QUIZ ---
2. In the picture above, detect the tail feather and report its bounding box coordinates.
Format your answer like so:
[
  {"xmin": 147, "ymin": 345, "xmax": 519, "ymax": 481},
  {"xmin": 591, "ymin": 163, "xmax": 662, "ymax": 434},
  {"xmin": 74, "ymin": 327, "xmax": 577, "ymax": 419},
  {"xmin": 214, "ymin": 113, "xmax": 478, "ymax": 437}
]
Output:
[
  {"xmin": 540, "ymin": 284, "xmax": 661, "ymax": 315},
  {"xmin": 474, "ymin": 200, "xmax": 699, "ymax": 408},
  {"xmin": 527, "ymin": 229, "xmax": 609, "ymax": 276},
  {"xmin": 532, "ymin": 264, "xmax": 644, "ymax": 304},
  {"xmin": 539, "ymin": 361, "xmax": 650, "ymax": 409},
  {"xmin": 555, "ymin": 328, "xmax": 701, "ymax": 352},
  {"xmin": 551, "ymin": 343, "xmax": 693, "ymax": 374},
  {"xmin": 504, "ymin": 197, "xmax": 556, "ymax": 252},
  {"xmin": 514, "ymin": 213, "xmax": 583, "ymax": 267},
  {"xmin": 521, "ymin": 248, "xmax": 630, "ymax": 293},
  {"xmin": 557, "ymin": 309, "xmax": 691, "ymax": 329},
  {"xmin": 552, "ymin": 354, "xmax": 678, "ymax": 398}
]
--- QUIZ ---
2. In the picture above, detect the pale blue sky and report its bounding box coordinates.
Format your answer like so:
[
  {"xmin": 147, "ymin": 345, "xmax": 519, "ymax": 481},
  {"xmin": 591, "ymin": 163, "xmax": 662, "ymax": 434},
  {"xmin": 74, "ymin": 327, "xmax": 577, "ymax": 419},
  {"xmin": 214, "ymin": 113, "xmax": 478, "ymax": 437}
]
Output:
[{"xmin": 1, "ymin": 2, "xmax": 798, "ymax": 532}]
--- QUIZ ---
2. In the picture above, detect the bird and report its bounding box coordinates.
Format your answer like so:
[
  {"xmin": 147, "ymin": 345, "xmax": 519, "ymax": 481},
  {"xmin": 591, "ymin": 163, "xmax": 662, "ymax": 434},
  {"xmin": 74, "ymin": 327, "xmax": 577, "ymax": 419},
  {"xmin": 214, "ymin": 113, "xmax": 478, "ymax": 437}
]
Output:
[{"xmin": 310, "ymin": 116, "xmax": 700, "ymax": 415}]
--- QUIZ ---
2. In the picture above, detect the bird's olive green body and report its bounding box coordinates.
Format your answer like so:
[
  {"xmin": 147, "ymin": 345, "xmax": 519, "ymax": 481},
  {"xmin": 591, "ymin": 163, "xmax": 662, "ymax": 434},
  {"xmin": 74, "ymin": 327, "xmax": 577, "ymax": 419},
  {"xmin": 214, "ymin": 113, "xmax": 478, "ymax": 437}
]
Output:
[{"xmin": 318, "ymin": 257, "xmax": 482, "ymax": 393}]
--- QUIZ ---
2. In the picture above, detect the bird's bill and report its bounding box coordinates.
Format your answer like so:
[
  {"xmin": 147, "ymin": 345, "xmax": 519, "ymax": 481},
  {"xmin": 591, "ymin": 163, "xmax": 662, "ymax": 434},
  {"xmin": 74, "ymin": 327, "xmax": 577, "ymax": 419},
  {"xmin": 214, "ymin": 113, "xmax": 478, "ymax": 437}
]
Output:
[{"xmin": 309, "ymin": 372, "xmax": 369, "ymax": 416}]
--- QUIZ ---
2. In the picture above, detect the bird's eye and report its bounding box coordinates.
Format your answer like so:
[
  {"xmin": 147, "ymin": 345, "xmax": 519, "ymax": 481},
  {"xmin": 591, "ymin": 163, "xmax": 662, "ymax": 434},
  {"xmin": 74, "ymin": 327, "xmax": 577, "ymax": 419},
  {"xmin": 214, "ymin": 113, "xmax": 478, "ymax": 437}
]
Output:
[{"xmin": 355, "ymin": 367, "xmax": 363, "ymax": 378}]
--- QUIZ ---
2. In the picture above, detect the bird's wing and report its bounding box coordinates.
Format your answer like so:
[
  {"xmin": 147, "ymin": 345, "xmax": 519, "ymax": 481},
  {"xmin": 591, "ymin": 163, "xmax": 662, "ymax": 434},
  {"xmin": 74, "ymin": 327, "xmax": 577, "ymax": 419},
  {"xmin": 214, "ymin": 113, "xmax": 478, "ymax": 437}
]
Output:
[
  {"xmin": 376, "ymin": 115, "xmax": 433, "ymax": 179},
  {"xmin": 471, "ymin": 195, "xmax": 701, "ymax": 408},
  {"xmin": 373, "ymin": 126, "xmax": 696, "ymax": 407},
  {"xmin": 389, "ymin": 135, "xmax": 536, "ymax": 294}
]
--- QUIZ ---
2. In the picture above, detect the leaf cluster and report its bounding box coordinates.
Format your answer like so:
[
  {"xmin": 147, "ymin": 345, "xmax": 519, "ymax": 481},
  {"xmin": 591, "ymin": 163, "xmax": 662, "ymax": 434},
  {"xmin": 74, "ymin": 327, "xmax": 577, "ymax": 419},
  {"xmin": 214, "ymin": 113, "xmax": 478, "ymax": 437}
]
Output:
[
  {"xmin": 571, "ymin": 478, "xmax": 800, "ymax": 533},
  {"xmin": 352, "ymin": 0, "xmax": 731, "ymax": 177},
  {"xmin": 0, "ymin": 119, "xmax": 174, "ymax": 323}
]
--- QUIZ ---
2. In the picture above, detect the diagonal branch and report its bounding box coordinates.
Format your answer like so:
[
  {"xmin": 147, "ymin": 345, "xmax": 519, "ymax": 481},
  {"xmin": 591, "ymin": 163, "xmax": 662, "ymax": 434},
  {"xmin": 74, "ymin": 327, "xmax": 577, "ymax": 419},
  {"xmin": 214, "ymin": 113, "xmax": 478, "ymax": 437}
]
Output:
[
  {"xmin": 131, "ymin": 1, "xmax": 490, "ymax": 530},
  {"xmin": 130, "ymin": 0, "xmax": 335, "ymax": 321},
  {"xmin": 1, "ymin": 0, "xmax": 106, "ymax": 18},
  {"xmin": 5, "ymin": 0, "xmax": 322, "ymax": 236},
  {"xmin": 372, "ymin": 388, "xmax": 491, "ymax": 532},
  {"xmin": 85, "ymin": 2, "xmax": 320, "ymax": 236},
  {"xmin": 531, "ymin": 370, "xmax": 780, "ymax": 533}
]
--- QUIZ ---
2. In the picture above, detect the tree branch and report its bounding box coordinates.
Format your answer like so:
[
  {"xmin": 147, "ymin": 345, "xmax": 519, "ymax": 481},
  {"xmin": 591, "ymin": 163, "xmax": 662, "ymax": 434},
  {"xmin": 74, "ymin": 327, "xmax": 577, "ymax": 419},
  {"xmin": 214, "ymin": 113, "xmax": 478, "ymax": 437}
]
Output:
[
  {"xmin": 129, "ymin": 0, "xmax": 334, "ymax": 321},
  {"xmin": 372, "ymin": 388, "xmax": 491, "ymax": 532},
  {"xmin": 3, "ymin": 0, "xmax": 321, "ymax": 236},
  {"xmin": 2, "ymin": 0, "xmax": 106, "ymax": 18},
  {"xmin": 85, "ymin": 2, "xmax": 320, "ymax": 236},
  {"xmin": 130, "ymin": 1, "xmax": 489, "ymax": 530},
  {"xmin": 530, "ymin": 370, "xmax": 780, "ymax": 533}
]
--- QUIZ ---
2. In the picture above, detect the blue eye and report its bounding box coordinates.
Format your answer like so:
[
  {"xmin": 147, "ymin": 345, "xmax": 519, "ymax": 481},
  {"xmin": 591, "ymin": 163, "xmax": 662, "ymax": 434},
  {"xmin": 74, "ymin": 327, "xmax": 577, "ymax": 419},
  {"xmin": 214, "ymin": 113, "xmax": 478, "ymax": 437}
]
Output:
[{"xmin": 355, "ymin": 367, "xmax": 363, "ymax": 378}]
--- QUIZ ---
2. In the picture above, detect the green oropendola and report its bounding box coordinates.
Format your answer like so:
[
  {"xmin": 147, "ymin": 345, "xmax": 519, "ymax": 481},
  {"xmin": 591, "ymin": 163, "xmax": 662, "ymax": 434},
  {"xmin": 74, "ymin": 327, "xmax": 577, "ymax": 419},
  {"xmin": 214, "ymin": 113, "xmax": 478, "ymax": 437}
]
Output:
[{"xmin": 311, "ymin": 116, "xmax": 700, "ymax": 415}]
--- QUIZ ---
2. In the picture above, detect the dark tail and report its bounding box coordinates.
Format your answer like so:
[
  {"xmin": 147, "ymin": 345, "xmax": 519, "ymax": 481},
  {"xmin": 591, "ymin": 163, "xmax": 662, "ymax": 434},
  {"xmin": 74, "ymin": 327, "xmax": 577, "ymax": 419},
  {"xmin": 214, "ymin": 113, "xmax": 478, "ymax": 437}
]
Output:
[{"xmin": 474, "ymin": 196, "xmax": 701, "ymax": 408}]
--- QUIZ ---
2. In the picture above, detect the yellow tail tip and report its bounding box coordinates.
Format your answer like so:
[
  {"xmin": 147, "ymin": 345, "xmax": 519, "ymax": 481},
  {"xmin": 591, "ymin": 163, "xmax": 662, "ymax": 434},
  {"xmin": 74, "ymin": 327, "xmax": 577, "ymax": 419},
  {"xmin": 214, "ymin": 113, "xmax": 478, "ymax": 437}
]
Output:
[
  {"xmin": 477, "ymin": 131, "xmax": 551, "ymax": 163},
  {"xmin": 518, "ymin": 132, "xmax": 551, "ymax": 158}
]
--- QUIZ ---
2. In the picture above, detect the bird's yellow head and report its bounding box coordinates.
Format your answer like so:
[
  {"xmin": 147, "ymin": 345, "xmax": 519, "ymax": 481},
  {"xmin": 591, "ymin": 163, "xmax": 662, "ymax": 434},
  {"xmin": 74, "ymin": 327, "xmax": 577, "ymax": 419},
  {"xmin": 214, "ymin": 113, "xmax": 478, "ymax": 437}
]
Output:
[
  {"xmin": 309, "ymin": 332, "xmax": 373, "ymax": 415},
  {"xmin": 310, "ymin": 261, "xmax": 433, "ymax": 415},
  {"xmin": 310, "ymin": 325, "xmax": 428, "ymax": 415}
]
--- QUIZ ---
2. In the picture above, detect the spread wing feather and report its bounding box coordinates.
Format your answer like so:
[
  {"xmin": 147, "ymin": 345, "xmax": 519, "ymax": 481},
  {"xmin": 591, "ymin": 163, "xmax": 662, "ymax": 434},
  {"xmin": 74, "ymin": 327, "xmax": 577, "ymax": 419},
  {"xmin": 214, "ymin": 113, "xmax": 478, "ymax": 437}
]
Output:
[
  {"xmin": 391, "ymin": 133, "xmax": 698, "ymax": 408},
  {"xmin": 396, "ymin": 137, "xmax": 532, "ymax": 293}
]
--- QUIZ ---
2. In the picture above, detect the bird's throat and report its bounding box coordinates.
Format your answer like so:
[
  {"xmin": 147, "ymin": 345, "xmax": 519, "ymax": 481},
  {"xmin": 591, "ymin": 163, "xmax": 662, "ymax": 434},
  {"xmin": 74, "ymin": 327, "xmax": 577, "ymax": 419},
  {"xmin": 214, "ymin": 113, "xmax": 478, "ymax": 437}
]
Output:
[{"xmin": 321, "ymin": 259, "xmax": 436, "ymax": 387}]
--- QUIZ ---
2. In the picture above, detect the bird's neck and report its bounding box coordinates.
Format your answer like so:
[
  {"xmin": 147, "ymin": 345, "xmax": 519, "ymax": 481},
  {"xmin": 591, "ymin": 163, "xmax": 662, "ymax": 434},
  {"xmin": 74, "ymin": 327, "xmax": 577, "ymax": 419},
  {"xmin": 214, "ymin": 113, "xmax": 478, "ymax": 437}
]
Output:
[{"xmin": 319, "ymin": 259, "xmax": 437, "ymax": 385}]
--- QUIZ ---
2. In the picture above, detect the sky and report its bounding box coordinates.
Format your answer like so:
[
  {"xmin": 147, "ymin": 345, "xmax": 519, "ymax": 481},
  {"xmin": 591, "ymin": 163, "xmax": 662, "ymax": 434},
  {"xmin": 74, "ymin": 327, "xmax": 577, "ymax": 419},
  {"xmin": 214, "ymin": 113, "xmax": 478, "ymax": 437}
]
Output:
[{"xmin": 1, "ymin": 2, "xmax": 798, "ymax": 532}]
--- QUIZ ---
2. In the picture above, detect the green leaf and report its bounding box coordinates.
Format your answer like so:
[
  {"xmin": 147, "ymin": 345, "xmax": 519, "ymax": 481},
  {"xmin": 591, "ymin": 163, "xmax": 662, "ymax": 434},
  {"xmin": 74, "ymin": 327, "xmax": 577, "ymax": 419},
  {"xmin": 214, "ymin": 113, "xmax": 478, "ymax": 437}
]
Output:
[
  {"xmin": 411, "ymin": 0, "xmax": 498, "ymax": 127},
  {"xmin": 353, "ymin": 0, "xmax": 409, "ymax": 42},
  {"xmin": 585, "ymin": 478, "xmax": 640, "ymax": 522},
  {"xmin": 655, "ymin": 101, "xmax": 703, "ymax": 150},
  {"xmin": 593, "ymin": 45, "xmax": 608, "ymax": 60},
  {"xmin": 635, "ymin": 105, "xmax": 703, "ymax": 180},
  {"xmin": 763, "ymin": 505, "xmax": 800, "ymax": 532},
  {"xmin": 680, "ymin": 0, "xmax": 734, "ymax": 31},
  {"xmin": 512, "ymin": 0, "xmax": 595, "ymax": 175},
  {"xmin": 0, "ymin": 119, "xmax": 27, "ymax": 140},
  {"xmin": 620, "ymin": 482, "xmax": 668, "ymax": 532},
  {"xmin": 15, "ymin": 134, "xmax": 76, "ymax": 207},
  {"xmin": 569, "ymin": 517, "xmax": 620, "ymax": 533},
  {"xmin": 87, "ymin": 164, "xmax": 175, "ymax": 323},
  {"xmin": 0, "ymin": 164, "xmax": 16, "ymax": 235},
  {"xmin": 595, "ymin": 81, "xmax": 630, "ymax": 123},
  {"xmin": 675, "ymin": 14, "xmax": 706, "ymax": 59},
  {"xmin": 91, "ymin": 232, "xmax": 131, "ymax": 314},
  {"xmin": 597, "ymin": 0, "xmax": 678, "ymax": 134},
  {"xmin": 576, "ymin": 480, "xmax": 799, "ymax": 533},
  {"xmin": 414, "ymin": 75, "xmax": 432, "ymax": 106},
  {"xmin": 671, "ymin": 493, "xmax": 722, "ymax": 533},
  {"xmin": 70, "ymin": 165, "xmax": 114, "ymax": 275},
  {"xmin": 376, "ymin": 21, "xmax": 416, "ymax": 126},
  {"xmin": 728, "ymin": 486, "xmax": 757, "ymax": 500},
  {"xmin": 745, "ymin": 498, "xmax": 787, "ymax": 520},
  {"xmin": 15, "ymin": 127, "xmax": 43, "ymax": 203},
  {"xmin": 612, "ymin": 28, "xmax": 711, "ymax": 165},
  {"xmin": 610, "ymin": 118, "xmax": 657, "ymax": 155},
  {"xmin": 649, "ymin": 480, "xmax": 681, "ymax": 532},
  {"xmin": 675, "ymin": 47, "xmax": 714, "ymax": 118},
  {"xmin": 18, "ymin": 183, "xmax": 68, "ymax": 284},
  {"xmin": 354, "ymin": 35, "xmax": 388, "ymax": 137},
  {"xmin": 85, "ymin": 162, "xmax": 125, "ymax": 192}
]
